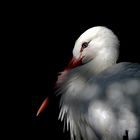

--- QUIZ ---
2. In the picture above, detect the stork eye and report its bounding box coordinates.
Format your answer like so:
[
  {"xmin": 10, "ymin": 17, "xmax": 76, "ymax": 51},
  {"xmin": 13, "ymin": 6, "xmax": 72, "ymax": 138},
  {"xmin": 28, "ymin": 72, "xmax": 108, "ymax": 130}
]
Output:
[{"xmin": 82, "ymin": 42, "xmax": 88, "ymax": 49}]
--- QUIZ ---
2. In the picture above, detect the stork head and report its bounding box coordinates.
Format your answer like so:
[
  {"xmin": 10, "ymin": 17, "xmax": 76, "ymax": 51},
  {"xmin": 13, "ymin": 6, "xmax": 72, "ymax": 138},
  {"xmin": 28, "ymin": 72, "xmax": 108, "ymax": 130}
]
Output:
[
  {"xmin": 59, "ymin": 26, "xmax": 120, "ymax": 83},
  {"xmin": 73, "ymin": 26, "xmax": 119, "ymax": 65},
  {"xmin": 65, "ymin": 26, "xmax": 120, "ymax": 74}
]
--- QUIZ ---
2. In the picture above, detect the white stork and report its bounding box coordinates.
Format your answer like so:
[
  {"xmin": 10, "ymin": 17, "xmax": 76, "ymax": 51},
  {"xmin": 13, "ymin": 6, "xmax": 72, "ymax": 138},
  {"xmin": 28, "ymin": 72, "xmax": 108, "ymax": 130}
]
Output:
[{"xmin": 37, "ymin": 26, "xmax": 140, "ymax": 140}]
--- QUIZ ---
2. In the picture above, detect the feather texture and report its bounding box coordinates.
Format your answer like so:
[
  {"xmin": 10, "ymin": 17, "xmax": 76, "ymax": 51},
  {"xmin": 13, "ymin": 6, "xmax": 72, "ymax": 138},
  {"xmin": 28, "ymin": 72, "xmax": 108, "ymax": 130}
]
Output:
[{"xmin": 56, "ymin": 26, "xmax": 140, "ymax": 140}]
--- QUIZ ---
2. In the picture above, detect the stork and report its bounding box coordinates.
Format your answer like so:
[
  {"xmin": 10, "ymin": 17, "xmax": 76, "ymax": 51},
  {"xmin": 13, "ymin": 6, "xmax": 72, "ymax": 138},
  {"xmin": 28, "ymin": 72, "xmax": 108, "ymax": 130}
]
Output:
[{"xmin": 38, "ymin": 26, "xmax": 140, "ymax": 140}]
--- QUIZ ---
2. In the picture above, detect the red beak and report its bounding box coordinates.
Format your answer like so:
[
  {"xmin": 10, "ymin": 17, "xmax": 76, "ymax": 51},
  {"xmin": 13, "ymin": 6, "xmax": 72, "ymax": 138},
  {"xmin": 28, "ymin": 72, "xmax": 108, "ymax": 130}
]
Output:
[
  {"xmin": 36, "ymin": 97, "xmax": 49, "ymax": 116},
  {"xmin": 36, "ymin": 56, "xmax": 83, "ymax": 116},
  {"xmin": 56, "ymin": 55, "xmax": 83, "ymax": 86},
  {"xmin": 65, "ymin": 56, "xmax": 83, "ymax": 70}
]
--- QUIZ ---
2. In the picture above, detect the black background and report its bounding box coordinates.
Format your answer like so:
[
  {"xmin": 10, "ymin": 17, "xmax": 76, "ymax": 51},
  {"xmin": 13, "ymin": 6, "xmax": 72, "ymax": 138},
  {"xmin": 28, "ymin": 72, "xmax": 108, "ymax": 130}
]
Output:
[{"xmin": 30, "ymin": 4, "xmax": 140, "ymax": 140}]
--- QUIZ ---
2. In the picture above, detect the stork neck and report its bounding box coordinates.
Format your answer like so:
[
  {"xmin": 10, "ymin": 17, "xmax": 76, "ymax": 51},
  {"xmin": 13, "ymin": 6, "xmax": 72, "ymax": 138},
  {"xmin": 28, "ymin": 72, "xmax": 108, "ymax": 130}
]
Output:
[{"xmin": 82, "ymin": 56, "xmax": 117, "ymax": 75}]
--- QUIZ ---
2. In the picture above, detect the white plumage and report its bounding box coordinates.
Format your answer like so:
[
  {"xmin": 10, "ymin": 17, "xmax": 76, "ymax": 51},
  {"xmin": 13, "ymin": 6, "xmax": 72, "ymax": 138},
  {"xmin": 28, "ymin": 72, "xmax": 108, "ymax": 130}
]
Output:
[{"xmin": 57, "ymin": 26, "xmax": 140, "ymax": 140}]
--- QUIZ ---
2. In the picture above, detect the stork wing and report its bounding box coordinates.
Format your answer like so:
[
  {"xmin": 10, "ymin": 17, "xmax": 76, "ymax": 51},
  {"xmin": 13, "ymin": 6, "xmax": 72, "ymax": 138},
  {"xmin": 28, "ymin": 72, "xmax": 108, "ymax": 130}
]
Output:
[
  {"xmin": 83, "ymin": 62, "xmax": 140, "ymax": 140},
  {"xmin": 59, "ymin": 62, "xmax": 140, "ymax": 140}
]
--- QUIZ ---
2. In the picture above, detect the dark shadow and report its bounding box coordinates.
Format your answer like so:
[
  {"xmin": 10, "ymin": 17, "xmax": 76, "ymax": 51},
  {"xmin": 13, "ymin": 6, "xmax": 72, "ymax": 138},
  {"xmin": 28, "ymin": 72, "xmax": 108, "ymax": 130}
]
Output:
[{"xmin": 123, "ymin": 130, "xmax": 129, "ymax": 140}]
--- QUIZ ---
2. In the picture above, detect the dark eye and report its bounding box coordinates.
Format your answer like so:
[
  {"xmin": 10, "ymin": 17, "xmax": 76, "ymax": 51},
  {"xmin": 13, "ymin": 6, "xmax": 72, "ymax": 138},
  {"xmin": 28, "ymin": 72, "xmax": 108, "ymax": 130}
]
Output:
[{"xmin": 82, "ymin": 42, "xmax": 88, "ymax": 49}]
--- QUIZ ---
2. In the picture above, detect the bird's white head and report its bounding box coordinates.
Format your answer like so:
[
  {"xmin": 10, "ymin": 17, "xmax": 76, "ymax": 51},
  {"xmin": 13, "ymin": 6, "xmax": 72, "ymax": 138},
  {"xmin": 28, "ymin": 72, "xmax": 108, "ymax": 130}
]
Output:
[{"xmin": 67, "ymin": 26, "xmax": 120, "ymax": 74}]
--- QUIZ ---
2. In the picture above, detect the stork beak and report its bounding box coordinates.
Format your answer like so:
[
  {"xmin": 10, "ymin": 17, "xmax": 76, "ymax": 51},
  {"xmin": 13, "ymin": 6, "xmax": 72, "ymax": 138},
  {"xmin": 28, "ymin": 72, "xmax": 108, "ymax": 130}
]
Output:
[
  {"xmin": 56, "ymin": 55, "xmax": 83, "ymax": 86},
  {"xmin": 65, "ymin": 55, "xmax": 83, "ymax": 70},
  {"xmin": 36, "ymin": 97, "xmax": 49, "ymax": 116}
]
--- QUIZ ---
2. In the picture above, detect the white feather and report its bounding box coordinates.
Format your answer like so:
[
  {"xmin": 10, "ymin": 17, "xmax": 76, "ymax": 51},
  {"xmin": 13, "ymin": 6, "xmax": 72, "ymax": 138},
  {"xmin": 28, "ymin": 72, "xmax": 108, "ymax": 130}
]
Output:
[{"xmin": 57, "ymin": 26, "xmax": 140, "ymax": 140}]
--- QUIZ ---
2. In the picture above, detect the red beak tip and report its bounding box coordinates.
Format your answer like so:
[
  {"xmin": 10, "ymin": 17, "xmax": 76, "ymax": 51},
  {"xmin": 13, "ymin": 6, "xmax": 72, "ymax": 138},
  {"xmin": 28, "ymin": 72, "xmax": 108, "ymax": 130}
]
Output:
[
  {"xmin": 36, "ymin": 113, "xmax": 39, "ymax": 117},
  {"xmin": 36, "ymin": 97, "xmax": 49, "ymax": 117}
]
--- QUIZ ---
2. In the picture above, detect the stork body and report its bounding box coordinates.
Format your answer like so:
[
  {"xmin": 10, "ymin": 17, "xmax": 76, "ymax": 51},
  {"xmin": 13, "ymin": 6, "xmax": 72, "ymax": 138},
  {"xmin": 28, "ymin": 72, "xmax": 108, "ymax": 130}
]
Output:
[{"xmin": 57, "ymin": 27, "xmax": 140, "ymax": 140}]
